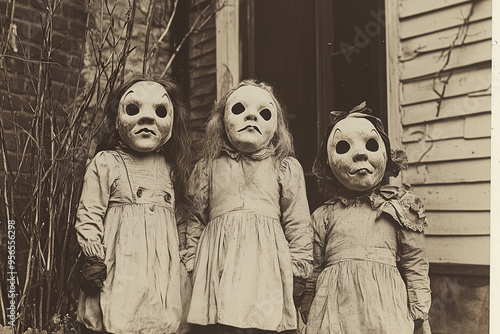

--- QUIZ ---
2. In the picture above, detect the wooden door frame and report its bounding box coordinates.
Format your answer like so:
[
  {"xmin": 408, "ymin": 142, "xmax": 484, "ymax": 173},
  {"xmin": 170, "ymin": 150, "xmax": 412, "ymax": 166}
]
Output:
[
  {"xmin": 385, "ymin": 0, "xmax": 403, "ymax": 187},
  {"xmin": 216, "ymin": 0, "xmax": 240, "ymax": 98}
]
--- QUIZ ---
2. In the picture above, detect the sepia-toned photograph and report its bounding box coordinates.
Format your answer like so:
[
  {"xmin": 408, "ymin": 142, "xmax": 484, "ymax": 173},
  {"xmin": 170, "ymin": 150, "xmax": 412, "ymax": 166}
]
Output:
[{"xmin": 0, "ymin": 0, "xmax": 495, "ymax": 333}]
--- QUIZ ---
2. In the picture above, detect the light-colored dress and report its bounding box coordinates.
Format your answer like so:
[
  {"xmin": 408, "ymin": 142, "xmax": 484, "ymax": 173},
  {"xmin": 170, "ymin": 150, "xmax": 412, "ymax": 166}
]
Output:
[
  {"xmin": 185, "ymin": 149, "xmax": 313, "ymax": 332},
  {"xmin": 75, "ymin": 147, "xmax": 190, "ymax": 334},
  {"xmin": 303, "ymin": 185, "xmax": 431, "ymax": 334}
]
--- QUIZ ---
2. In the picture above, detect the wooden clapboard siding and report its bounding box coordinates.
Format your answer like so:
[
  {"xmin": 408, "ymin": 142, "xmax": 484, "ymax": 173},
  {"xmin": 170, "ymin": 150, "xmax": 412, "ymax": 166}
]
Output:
[
  {"xmin": 401, "ymin": 66, "xmax": 491, "ymax": 106},
  {"xmin": 180, "ymin": 0, "xmax": 217, "ymax": 141},
  {"xmin": 425, "ymin": 211, "xmax": 490, "ymax": 235},
  {"xmin": 190, "ymin": 62, "xmax": 217, "ymax": 79},
  {"xmin": 464, "ymin": 113, "xmax": 491, "ymax": 138},
  {"xmin": 189, "ymin": 47, "xmax": 216, "ymax": 71},
  {"xmin": 425, "ymin": 235, "xmax": 489, "ymax": 264},
  {"xmin": 402, "ymin": 119, "xmax": 464, "ymax": 142},
  {"xmin": 385, "ymin": 0, "xmax": 491, "ymax": 266},
  {"xmin": 399, "ymin": 0, "xmax": 491, "ymax": 40},
  {"xmin": 405, "ymin": 159, "xmax": 490, "ymax": 184},
  {"xmin": 186, "ymin": 0, "xmax": 217, "ymax": 136},
  {"xmin": 403, "ymin": 137, "xmax": 490, "ymax": 163},
  {"xmin": 401, "ymin": 19, "xmax": 491, "ymax": 57},
  {"xmin": 399, "ymin": 0, "xmax": 469, "ymax": 18},
  {"xmin": 189, "ymin": 21, "xmax": 216, "ymax": 48},
  {"xmin": 400, "ymin": 40, "xmax": 491, "ymax": 80},
  {"xmin": 409, "ymin": 182, "xmax": 489, "ymax": 211},
  {"xmin": 402, "ymin": 113, "xmax": 490, "ymax": 142},
  {"xmin": 189, "ymin": 38, "xmax": 217, "ymax": 60},
  {"xmin": 402, "ymin": 94, "xmax": 491, "ymax": 125}
]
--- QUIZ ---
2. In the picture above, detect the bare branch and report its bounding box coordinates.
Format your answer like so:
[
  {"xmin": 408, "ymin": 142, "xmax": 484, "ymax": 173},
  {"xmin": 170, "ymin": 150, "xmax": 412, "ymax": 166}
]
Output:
[{"xmin": 160, "ymin": 0, "xmax": 219, "ymax": 77}]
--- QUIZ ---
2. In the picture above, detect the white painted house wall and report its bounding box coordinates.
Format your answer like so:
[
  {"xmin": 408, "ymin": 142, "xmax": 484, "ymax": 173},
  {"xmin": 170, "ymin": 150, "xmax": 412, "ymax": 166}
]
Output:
[{"xmin": 385, "ymin": 0, "xmax": 491, "ymax": 265}]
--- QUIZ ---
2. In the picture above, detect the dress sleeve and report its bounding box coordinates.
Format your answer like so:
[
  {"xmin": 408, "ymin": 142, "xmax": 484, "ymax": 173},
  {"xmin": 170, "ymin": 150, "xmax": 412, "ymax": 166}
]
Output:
[
  {"xmin": 279, "ymin": 157, "xmax": 313, "ymax": 279},
  {"xmin": 396, "ymin": 192, "xmax": 432, "ymax": 321},
  {"xmin": 75, "ymin": 151, "xmax": 118, "ymax": 260},
  {"xmin": 184, "ymin": 159, "xmax": 210, "ymax": 271},
  {"xmin": 301, "ymin": 206, "xmax": 328, "ymax": 320}
]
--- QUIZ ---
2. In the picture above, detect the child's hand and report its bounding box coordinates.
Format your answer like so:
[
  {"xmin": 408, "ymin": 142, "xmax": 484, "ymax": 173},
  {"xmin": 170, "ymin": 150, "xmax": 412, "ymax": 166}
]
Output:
[
  {"xmin": 184, "ymin": 258, "xmax": 194, "ymax": 273},
  {"xmin": 80, "ymin": 256, "xmax": 107, "ymax": 295},
  {"xmin": 414, "ymin": 319, "xmax": 432, "ymax": 334},
  {"xmin": 298, "ymin": 306, "xmax": 309, "ymax": 325}
]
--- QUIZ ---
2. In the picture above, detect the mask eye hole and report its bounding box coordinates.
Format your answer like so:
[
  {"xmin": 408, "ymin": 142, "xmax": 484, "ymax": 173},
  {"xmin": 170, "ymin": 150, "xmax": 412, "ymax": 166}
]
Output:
[
  {"xmin": 336, "ymin": 140, "xmax": 350, "ymax": 154},
  {"xmin": 126, "ymin": 104, "xmax": 139, "ymax": 116},
  {"xmin": 231, "ymin": 102, "xmax": 245, "ymax": 115},
  {"xmin": 366, "ymin": 138, "xmax": 379, "ymax": 152},
  {"xmin": 156, "ymin": 106, "xmax": 168, "ymax": 118},
  {"xmin": 260, "ymin": 108, "xmax": 272, "ymax": 121}
]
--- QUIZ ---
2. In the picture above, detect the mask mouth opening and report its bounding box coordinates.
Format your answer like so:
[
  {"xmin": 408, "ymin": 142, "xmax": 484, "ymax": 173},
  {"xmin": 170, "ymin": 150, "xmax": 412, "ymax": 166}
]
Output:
[
  {"xmin": 238, "ymin": 125, "xmax": 262, "ymax": 135},
  {"xmin": 349, "ymin": 168, "xmax": 373, "ymax": 175},
  {"xmin": 135, "ymin": 128, "xmax": 156, "ymax": 136}
]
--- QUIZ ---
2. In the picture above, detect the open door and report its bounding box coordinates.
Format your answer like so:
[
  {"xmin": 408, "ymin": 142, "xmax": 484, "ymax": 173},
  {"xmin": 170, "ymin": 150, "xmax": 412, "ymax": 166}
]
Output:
[
  {"xmin": 243, "ymin": 0, "xmax": 387, "ymax": 210},
  {"xmin": 316, "ymin": 0, "xmax": 387, "ymax": 127}
]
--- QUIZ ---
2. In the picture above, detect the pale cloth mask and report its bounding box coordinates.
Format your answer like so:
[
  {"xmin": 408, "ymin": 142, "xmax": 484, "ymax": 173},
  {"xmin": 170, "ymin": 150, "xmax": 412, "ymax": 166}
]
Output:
[
  {"xmin": 224, "ymin": 85, "xmax": 278, "ymax": 153},
  {"xmin": 116, "ymin": 81, "xmax": 174, "ymax": 153},
  {"xmin": 327, "ymin": 117, "xmax": 387, "ymax": 192}
]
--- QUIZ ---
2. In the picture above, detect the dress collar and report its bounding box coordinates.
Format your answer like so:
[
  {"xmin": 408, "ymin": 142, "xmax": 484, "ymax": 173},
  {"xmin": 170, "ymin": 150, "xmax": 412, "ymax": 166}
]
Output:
[
  {"xmin": 325, "ymin": 184, "xmax": 427, "ymax": 232},
  {"xmin": 325, "ymin": 184, "xmax": 380, "ymax": 206}
]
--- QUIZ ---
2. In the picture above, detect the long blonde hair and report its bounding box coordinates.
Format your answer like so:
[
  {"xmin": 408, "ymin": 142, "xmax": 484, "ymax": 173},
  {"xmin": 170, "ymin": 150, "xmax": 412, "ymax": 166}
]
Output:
[{"xmin": 202, "ymin": 79, "xmax": 295, "ymax": 163}]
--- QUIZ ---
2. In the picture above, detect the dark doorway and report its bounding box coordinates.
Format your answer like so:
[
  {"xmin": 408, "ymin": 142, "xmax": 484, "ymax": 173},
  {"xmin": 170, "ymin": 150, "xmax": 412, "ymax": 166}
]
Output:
[
  {"xmin": 316, "ymin": 0, "xmax": 387, "ymax": 129},
  {"xmin": 243, "ymin": 0, "xmax": 387, "ymax": 210},
  {"xmin": 242, "ymin": 0, "xmax": 321, "ymax": 209},
  {"xmin": 331, "ymin": 0, "xmax": 387, "ymax": 124}
]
